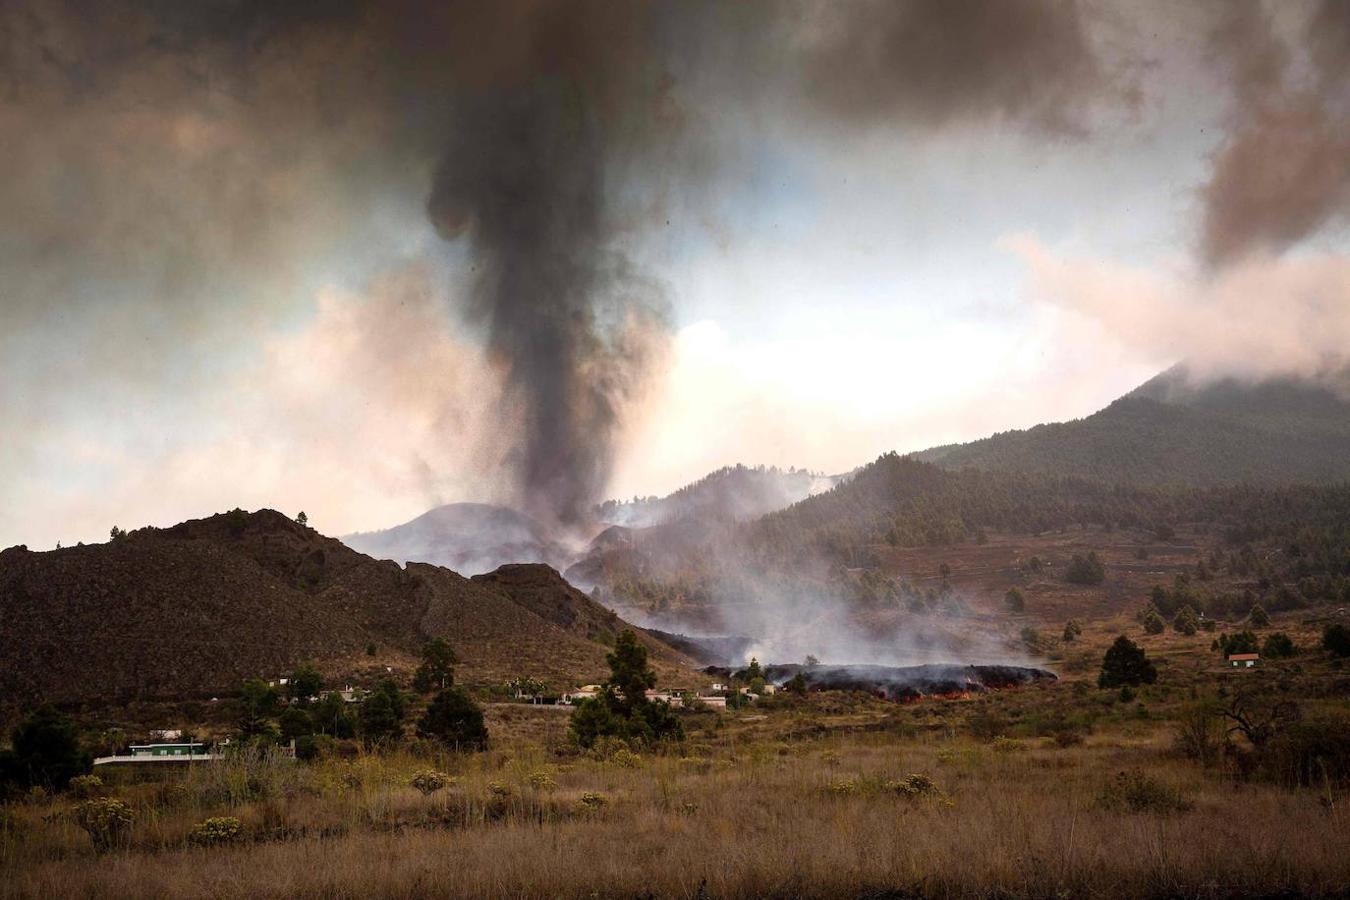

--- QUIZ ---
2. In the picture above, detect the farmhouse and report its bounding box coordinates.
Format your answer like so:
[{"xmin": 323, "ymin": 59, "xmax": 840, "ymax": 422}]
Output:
[{"xmin": 1228, "ymin": 652, "xmax": 1260, "ymax": 668}]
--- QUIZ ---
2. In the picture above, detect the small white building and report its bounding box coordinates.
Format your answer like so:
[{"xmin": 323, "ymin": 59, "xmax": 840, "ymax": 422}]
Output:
[{"xmin": 1228, "ymin": 653, "xmax": 1260, "ymax": 668}]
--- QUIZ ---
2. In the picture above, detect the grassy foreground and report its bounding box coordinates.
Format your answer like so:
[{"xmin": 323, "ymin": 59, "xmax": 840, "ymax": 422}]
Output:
[{"xmin": 4, "ymin": 697, "xmax": 1348, "ymax": 900}]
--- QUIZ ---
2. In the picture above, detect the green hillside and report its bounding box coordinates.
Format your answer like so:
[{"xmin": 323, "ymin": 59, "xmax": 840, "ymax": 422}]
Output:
[{"xmin": 913, "ymin": 368, "xmax": 1350, "ymax": 486}]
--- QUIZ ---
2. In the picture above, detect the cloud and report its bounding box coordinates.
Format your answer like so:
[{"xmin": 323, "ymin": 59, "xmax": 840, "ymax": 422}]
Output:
[
  {"xmin": 0, "ymin": 265, "xmax": 511, "ymax": 549},
  {"xmin": 1003, "ymin": 232, "xmax": 1350, "ymax": 383},
  {"xmin": 1198, "ymin": 0, "xmax": 1350, "ymax": 265}
]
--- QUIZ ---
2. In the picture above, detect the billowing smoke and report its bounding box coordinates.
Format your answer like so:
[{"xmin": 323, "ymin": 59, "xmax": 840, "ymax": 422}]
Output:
[
  {"xmin": 423, "ymin": 4, "xmax": 676, "ymax": 527},
  {"xmin": 7, "ymin": 0, "xmax": 1346, "ymax": 542},
  {"xmin": 1200, "ymin": 0, "xmax": 1350, "ymax": 266}
]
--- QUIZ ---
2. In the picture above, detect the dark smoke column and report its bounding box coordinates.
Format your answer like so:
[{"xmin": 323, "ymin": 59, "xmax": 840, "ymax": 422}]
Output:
[{"xmin": 425, "ymin": 6, "xmax": 672, "ymax": 529}]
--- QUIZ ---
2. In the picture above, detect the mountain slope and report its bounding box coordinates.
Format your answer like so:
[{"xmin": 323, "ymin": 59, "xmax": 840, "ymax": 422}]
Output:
[
  {"xmin": 913, "ymin": 367, "xmax": 1350, "ymax": 486},
  {"xmin": 342, "ymin": 502, "xmax": 571, "ymax": 576},
  {"xmin": 0, "ymin": 509, "xmax": 691, "ymax": 716},
  {"xmin": 596, "ymin": 464, "xmax": 835, "ymax": 528}
]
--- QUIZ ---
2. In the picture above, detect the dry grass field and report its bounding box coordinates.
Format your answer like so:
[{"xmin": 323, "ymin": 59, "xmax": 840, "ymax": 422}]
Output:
[{"xmin": 5, "ymin": 654, "xmax": 1349, "ymax": 900}]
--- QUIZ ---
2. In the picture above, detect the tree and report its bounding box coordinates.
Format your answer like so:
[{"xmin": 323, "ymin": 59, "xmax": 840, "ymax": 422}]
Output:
[
  {"xmin": 413, "ymin": 639, "xmax": 458, "ymax": 693},
  {"xmin": 804, "ymin": 655, "xmax": 820, "ymax": 669},
  {"xmin": 1098, "ymin": 636, "xmax": 1157, "ymax": 689},
  {"xmin": 359, "ymin": 683, "xmax": 404, "ymax": 745},
  {"xmin": 0, "ymin": 706, "xmax": 92, "ymax": 791},
  {"xmin": 1249, "ymin": 604, "xmax": 1271, "ymax": 627},
  {"xmin": 744, "ymin": 657, "xmax": 764, "ymax": 683},
  {"xmin": 417, "ymin": 688, "xmax": 488, "ymax": 751},
  {"xmin": 569, "ymin": 630, "xmax": 682, "ymax": 749},
  {"xmin": 785, "ymin": 672, "xmax": 809, "ymax": 695},
  {"xmin": 295, "ymin": 511, "xmax": 308, "ymax": 527},
  {"xmin": 1323, "ymin": 623, "xmax": 1350, "ymax": 658},
  {"xmin": 288, "ymin": 663, "xmax": 323, "ymax": 705},
  {"xmin": 1066, "ymin": 552, "xmax": 1105, "ymax": 586},
  {"xmin": 365, "ymin": 643, "xmax": 377, "ymax": 657},
  {"xmin": 1062, "ymin": 620, "xmax": 1083, "ymax": 642},
  {"xmin": 109, "ymin": 526, "xmax": 126, "ymax": 542},
  {"xmin": 606, "ymin": 630, "xmax": 657, "ymax": 712},
  {"xmin": 1005, "ymin": 588, "xmax": 1026, "ymax": 613},
  {"xmin": 311, "ymin": 692, "xmax": 356, "ymax": 739},
  {"xmin": 1262, "ymin": 632, "xmax": 1297, "ymax": 659},
  {"xmin": 1142, "ymin": 607, "xmax": 1165, "ymax": 635},
  {"xmin": 237, "ymin": 679, "xmax": 281, "ymax": 739},
  {"xmin": 1217, "ymin": 630, "xmax": 1259, "ymax": 656},
  {"xmin": 278, "ymin": 708, "xmax": 314, "ymax": 742},
  {"xmin": 1173, "ymin": 605, "xmax": 1199, "ymax": 636}
]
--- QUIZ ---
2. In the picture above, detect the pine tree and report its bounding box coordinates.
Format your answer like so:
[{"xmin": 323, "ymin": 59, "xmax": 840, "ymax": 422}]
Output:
[{"xmin": 1098, "ymin": 636, "xmax": 1157, "ymax": 688}]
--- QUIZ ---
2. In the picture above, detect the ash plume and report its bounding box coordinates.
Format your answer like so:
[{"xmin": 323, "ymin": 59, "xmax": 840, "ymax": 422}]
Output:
[
  {"xmin": 1, "ymin": 0, "xmax": 1127, "ymax": 534},
  {"xmin": 1200, "ymin": 0, "xmax": 1350, "ymax": 266},
  {"xmin": 424, "ymin": 4, "xmax": 677, "ymax": 528}
]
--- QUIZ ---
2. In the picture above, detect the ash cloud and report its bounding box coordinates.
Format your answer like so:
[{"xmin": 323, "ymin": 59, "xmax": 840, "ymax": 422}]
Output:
[
  {"xmin": 20, "ymin": 0, "xmax": 1345, "ymax": 537},
  {"xmin": 1200, "ymin": 0, "xmax": 1350, "ymax": 266}
]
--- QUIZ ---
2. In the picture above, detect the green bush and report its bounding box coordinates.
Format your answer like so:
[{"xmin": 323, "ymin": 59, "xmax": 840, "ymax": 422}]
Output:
[
  {"xmin": 188, "ymin": 816, "xmax": 244, "ymax": 847},
  {"xmin": 409, "ymin": 770, "xmax": 453, "ymax": 796},
  {"xmin": 74, "ymin": 797, "xmax": 133, "ymax": 851},
  {"xmin": 68, "ymin": 774, "xmax": 105, "ymax": 799}
]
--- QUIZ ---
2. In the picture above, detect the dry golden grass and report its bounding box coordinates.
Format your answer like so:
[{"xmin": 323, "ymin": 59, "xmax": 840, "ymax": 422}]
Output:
[{"xmin": 4, "ymin": 713, "xmax": 1348, "ymax": 899}]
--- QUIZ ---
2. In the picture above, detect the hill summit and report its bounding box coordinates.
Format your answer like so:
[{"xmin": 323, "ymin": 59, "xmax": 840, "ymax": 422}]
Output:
[
  {"xmin": 0, "ymin": 508, "xmax": 690, "ymax": 717},
  {"xmin": 914, "ymin": 366, "xmax": 1350, "ymax": 485}
]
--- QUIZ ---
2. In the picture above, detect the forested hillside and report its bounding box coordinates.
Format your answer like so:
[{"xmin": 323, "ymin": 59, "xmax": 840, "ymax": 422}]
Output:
[
  {"xmin": 914, "ymin": 368, "xmax": 1350, "ymax": 485},
  {"xmin": 595, "ymin": 464, "xmax": 834, "ymax": 528}
]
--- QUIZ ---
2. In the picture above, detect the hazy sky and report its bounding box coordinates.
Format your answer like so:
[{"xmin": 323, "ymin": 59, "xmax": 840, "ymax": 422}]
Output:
[{"xmin": 2, "ymin": 0, "xmax": 1348, "ymax": 549}]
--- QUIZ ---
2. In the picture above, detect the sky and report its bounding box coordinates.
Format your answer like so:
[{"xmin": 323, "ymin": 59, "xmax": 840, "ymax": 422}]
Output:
[{"xmin": 2, "ymin": 0, "xmax": 1348, "ymax": 550}]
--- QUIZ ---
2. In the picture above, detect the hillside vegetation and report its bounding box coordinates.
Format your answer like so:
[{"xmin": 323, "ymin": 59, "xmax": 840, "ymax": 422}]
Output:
[
  {"xmin": 915, "ymin": 368, "xmax": 1350, "ymax": 485},
  {"xmin": 0, "ymin": 510, "xmax": 690, "ymax": 719}
]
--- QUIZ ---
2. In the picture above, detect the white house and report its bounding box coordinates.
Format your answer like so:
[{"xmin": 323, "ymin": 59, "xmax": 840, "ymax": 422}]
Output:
[{"xmin": 1228, "ymin": 653, "xmax": 1260, "ymax": 668}]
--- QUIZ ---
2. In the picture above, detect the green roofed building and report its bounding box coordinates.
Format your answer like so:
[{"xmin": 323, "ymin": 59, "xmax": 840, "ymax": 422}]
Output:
[{"xmin": 128, "ymin": 743, "xmax": 206, "ymax": 758}]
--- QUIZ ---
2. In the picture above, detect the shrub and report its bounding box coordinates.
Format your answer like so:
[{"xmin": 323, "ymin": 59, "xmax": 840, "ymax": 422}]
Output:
[
  {"xmin": 1324, "ymin": 623, "xmax": 1350, "ymax": 658},
  {"xmin": 1142, "ymin": 608, "xmax": 1165, "ymax": 635},
  {"xmin": 409, "ymin": 770, "xmax": 452, "ymax": 796},
  {"xmin": 1052, "ymin": 728, "xmax": 1085, "ymax": 748},
  {"xmin": 884, "ymin": 773, "xmax": 943, "ymax": 800},
  {"xmin": 1004, "ymin": 588, "xmax": 1025, "ymax": 613},
  {"xmin": 1249, "ymin": 604, "xmax": 1271, "ymax": 627},
  {"xmin": 1173, "ymin": 605, "xmax": 1199, "ymax": 636},
  {"xmin": 1065, "ymin": 552, "xmax": 1105, "ymax": 586},
  {"xmin": 1097, "ymin": 770, "xmax": 1193, "ymax": 814},
  {"xmin": 1173, "ymin": 704, "xmax": 1224, "ymax": 766},
  {"xmin": 487, "ymin": 780, "xmax": 512, "ymax": 798},
  {"xmin": 991, "ymin": 736, "xmax": 1025, "ymax": 753},
  {"xmin": 74, "ymin": 798, "xmax": 133, "ymax": 851},
  {"xmin": 609, "ymin": 749, "xmax": 642, "ymax": 769},
  {"xmin": 68, "ymin": 774, "xmax": 105, "ymax": 799},
  {"xmin": 188, "ymin": 816, "xmax": 244, "ymax": 847},
  {"xmin": 1062, "ymin": 620, "xmax": 1083, "ymax": 642},
  {"xmin": 578, "ymin": 791, "xmax": 608, "ymax": 809},
  {"xmin": 1262, "ymin": 632, "xmax": 1298, "ymax": 659},
  {"xmin": 527, "ymin": 770, "xmax": 558, "ymax": 791}
]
